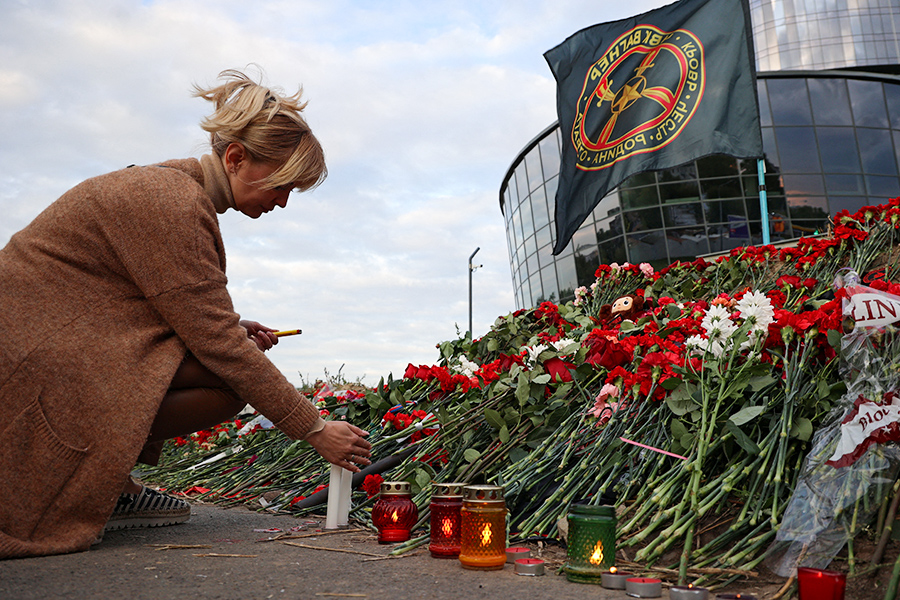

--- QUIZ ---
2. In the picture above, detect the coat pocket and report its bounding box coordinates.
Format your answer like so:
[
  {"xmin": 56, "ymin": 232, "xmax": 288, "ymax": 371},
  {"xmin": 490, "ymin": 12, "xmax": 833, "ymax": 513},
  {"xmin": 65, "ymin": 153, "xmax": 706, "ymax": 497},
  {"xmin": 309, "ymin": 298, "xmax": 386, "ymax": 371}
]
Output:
[{"xmin": 0, "ymin": 397, "xmax": 89, "ymax": 539}]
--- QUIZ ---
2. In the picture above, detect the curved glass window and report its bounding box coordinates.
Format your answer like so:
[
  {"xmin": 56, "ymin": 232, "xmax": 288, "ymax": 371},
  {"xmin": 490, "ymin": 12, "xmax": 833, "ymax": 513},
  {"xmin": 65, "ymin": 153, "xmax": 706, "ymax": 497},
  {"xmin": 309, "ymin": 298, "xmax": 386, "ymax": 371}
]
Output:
[{"xmin": 501, "ymin": 72, "xmax": 900, "ymax": 309}]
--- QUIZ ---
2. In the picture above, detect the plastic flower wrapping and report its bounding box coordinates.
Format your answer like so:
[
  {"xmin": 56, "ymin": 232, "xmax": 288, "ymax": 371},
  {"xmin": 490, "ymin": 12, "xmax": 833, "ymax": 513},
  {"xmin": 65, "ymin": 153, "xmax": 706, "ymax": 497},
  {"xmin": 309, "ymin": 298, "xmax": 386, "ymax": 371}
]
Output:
[{"xmin": 767, "ymin": 270, "xmax": 900, "ymax": 576}]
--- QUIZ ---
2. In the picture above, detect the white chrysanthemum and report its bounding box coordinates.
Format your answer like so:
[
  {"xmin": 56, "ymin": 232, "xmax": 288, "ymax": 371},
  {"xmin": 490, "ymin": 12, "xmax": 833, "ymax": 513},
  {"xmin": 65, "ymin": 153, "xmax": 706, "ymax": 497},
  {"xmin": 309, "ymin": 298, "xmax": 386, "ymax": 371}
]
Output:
[
  {"xmin": 524, "ymin": 344, "xmax": 548, "ymax": 365},
  {"xmin": 551, "ymin": 338, "xmax": 580, "ymax": 355},
  {"xmin": 706, "ymin": 318, "xmax": 737, "ymax": 344},
  {"xmin": 702, "ymin": 304, "xmax": 732, "ymax": 326},
  {"xmin": 686, "ymin": 335, "xmax": 707, "ymax": 353},
  {"xmin": 455, "ymin": 356, "xmax": 479, "ymax": 377},
  {"xmin": 736, "ymin": 290, "xmax": 775, "ymax": 329}
]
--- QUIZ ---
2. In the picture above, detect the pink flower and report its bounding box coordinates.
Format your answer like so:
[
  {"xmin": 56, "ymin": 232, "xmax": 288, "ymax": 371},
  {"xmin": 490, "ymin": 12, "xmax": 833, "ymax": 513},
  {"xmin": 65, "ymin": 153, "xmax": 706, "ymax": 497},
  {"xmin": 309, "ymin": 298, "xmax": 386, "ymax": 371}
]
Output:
[
  {"xmin": 590, "ymin": 384, "xmax": 621, "ymax": 422},
  {"xmin": 639, "ymin": 262, "xmax": 654, "ymax": 277}
]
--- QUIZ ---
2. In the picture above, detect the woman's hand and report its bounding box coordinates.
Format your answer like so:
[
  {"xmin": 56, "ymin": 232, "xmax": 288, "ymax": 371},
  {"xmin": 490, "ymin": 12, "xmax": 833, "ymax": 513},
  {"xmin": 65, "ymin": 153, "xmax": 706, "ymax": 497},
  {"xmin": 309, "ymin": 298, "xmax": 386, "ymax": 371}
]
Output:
[
  {"xmin": 305, "ymin": 421, "xmax": 372, "ymax": 473},
  {"xmin": 240, "ymin": 319, "xmax": 278, "ymax": 351}
]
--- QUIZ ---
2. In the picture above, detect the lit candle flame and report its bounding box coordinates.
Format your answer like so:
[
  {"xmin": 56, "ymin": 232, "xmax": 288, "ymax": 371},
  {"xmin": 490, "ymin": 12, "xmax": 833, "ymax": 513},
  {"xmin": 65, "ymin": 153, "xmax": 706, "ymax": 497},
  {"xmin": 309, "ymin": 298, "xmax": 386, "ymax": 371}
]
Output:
[
  {"xmin": 441, "ymin": 518, "xmax": 453, "ymax": 536},
  {"xmin": 480, "ymin": 523, "xmax": 492, "ymax": 545},
  {"xmin": 589, "ymin": 540, "xmax": 604, "ymax": 565},
  {"xmin": 391, "ymin": 510, "xmax": 398, "ymax": 523},
  {"xmin": 610, "ymin": 566, "xmax": 617, "ymax": 574}
]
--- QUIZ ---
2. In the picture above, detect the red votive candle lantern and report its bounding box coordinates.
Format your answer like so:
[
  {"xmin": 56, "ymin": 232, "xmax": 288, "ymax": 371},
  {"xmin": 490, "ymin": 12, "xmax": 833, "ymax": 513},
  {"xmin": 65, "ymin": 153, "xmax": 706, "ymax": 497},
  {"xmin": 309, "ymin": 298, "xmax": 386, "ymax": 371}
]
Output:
[
  {"xmin": 371, "ymin": 481, "xmax": 418, "ymax": 544},
  {"xmin": 797, "ymin": 567, "xmax": 846, "ymax": 600},
  {"xmin": 428, "ymin": 482, "xmax": 465, "ymax": 558},
  {"xmin": 458, "ymin": 485, "xmax": 507, "ymax": 571}
]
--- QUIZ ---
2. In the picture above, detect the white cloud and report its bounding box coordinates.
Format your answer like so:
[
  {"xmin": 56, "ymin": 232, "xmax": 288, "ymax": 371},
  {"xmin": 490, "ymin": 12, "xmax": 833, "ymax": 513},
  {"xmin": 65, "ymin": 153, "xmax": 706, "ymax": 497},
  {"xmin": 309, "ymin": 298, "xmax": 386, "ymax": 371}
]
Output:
[{"xmin": 0, "ymin": 0, "xmax": 670, "ymax": 385}]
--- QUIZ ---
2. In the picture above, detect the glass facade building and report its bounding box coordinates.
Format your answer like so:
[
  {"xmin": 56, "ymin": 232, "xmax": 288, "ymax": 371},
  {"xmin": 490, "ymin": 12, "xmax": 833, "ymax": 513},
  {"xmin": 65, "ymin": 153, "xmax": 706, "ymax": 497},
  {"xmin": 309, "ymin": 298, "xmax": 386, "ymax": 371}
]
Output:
[{"xmin": 500, "ymin": 0, "xmax": 900, "ymax": 310}]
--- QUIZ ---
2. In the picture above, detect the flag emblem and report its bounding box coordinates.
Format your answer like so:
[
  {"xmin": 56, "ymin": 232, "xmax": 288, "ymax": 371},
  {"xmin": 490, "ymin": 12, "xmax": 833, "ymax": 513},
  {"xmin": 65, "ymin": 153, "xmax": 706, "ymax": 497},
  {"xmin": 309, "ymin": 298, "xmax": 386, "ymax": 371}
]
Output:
[{"xmin": 573, "ymin": 25, "xmax": 704, "ymax": 171}]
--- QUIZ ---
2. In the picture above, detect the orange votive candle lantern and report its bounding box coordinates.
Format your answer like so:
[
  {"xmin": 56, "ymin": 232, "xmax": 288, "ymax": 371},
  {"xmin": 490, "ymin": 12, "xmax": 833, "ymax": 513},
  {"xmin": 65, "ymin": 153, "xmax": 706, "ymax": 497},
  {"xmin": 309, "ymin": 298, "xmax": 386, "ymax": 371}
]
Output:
[
  {"xmin": 371, "ymin": 481, "xmax": 418, "ymax": 544},
  {"xmin": 429, "ymin": 482, "xmax": 465, "ymax": 558},
  {"xmin": 459, "ymin": 485, "xmax": 507, "ymax": 570}
]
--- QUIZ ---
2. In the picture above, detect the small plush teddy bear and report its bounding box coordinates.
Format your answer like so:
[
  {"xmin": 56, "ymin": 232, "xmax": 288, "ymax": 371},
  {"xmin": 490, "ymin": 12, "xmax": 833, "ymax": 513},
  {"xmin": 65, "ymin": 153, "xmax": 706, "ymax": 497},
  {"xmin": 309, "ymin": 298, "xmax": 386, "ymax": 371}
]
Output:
[{"xmin": 595, "ymin": 293, "xmax": 647, "ymax": 326}]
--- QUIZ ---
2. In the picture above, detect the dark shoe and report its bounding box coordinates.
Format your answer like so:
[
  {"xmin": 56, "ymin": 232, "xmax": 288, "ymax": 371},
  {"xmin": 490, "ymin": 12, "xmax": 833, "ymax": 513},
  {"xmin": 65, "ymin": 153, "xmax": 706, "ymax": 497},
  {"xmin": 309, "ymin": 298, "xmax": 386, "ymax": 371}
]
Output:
[{"xmin": 104, "ymin": 486, "xmax": 191, "ymax": 531}]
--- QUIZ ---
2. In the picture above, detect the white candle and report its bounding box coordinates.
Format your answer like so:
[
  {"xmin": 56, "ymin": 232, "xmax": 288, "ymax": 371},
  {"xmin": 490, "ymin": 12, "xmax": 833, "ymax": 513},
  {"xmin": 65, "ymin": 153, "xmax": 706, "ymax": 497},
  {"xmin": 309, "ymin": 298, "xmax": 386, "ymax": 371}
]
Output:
[
  {"xmin": 337, "ymin": 467, "xmax": 353, "ymax": 527},
  {"xmin": 325, "ymin": 464, "xmax": 342, "ymax": 529}
]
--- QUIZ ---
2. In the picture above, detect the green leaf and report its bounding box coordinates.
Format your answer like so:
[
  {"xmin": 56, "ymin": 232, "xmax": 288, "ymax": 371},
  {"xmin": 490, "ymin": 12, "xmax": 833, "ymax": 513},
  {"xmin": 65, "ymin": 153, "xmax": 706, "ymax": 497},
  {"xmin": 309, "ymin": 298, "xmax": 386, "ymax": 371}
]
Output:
[
  {"xmin": 503, "ymin": 407, "xmax": 520, "ymax": 427},
  {"xmin": 484, "ymin": 408, "xmax": 505, "ymax": 430},
  {"xmin": 817, "ymin": 379, "xmax": 831, "ymax": 399},
  {"xmin": 499, "ymin": 425, "xmax": 510, "ymax": 444},
  {"xmin": 729, "ymin": 405, "xmax": 766, "ymax": 426},
  {"xmin": 790, "ymin": 417, "xmax": 814, "ymax": 442},
  {"xmin": 487, "ymin": 338, "xmax": 499, "ymax": 352},
  {"xmin": 660, "ymin": 376, "xmax": 683, "ymax": 391},
  {"xmin": 827, "ymin": 328, "xmax": 842, "ymax": 349},
  {"xmin": 666, "ymin": 384, "xmax": 698, "ymax": 416},
  {"xmin": 620, "ymin": 321, "xmax": 635, "ymax": 332},
  {"xmin": 463, "ymin": 448, "xmax": 481, "ymax": 463},
  {"xmin": 748, "ymin": 374, "xmax": 778, "ymax": 392},
  {"xmin": 532, "ymin": 374, "xmax": 551, "ymax": 385},
  {"xmin": 415, "ymin": 468, "xmax": 431, "ymax": 490},
  {"xmin": 671, "ymin": 418, "xmax": 689, "ymax": 441},
  {"xmin": 726, "ymin": 420, "xmax": 761, "ymax": 455},
  {"xmin": 509, "ymin": 447, "xmax": 529, "ymax": 463},
  {"xmin": 516, "ymin": 373, "xmax": 530, "ymax": 406},
  {"xmin": 666, "ymin": 303, "xmax": 682, "ymax": 319}
]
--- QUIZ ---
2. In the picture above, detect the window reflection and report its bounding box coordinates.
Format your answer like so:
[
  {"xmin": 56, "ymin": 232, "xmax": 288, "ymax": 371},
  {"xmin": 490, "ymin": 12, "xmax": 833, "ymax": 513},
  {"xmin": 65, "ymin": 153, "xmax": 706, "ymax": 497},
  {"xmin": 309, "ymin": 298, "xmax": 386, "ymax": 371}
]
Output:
[
  {"xmin": 525, "ymin": 149, "xmax": 544, "ymax": 194},
  {"xmin": 817, "ymin": 128, "xmax": 861, "ymax": 173},
  {"xmin": 809, "ymin": 78, "xmax": 853, "ymax": 125},
  {"xmin": 663, "ymin": 202, "xmax": 704, "ymax": 228},
  {"xmin": 857, "ymin": 128, "xmax": 898, "ymax": 175},
  {"xmin": 701, "ymin": 177, "xmax": 743, "ymax": 200},
  {"xmin": 620, "ymin": 185, "xmax": 659, "ymax": 209},
  {"xmin": 849, "ymin": 80, "xmax": 888, "ymax": 128},
  {"xmin": 885, "ymin": 85, "xmax": 900, "ymax": 129},
  {"xmin": 539, "ymin": 136, "xmax": 561, "ymax": 183},
  {"xmin": 531, "ymin": 186, "xmax": 551, "ymax": 230},
  {"xmin": 774, "ymin": 127, "xmax": 820, "ymax": 172},
  {"xmin": 866, "ymin": 175, "xmax": 900, "ymax": 197},
  {"xmin": 782, "ymin": 174, "xmax": 826, "ymax": 196},
  {"xmin": 704, "ymin": 199, "xmax": 748, "ymax": 223},
  {"xmin": 769, "ymin": 79, "xmax": 813, "ymax": 126},
  {"xmin": 623, "ymin": 207, "xmax": 664, "ymax": 232}
]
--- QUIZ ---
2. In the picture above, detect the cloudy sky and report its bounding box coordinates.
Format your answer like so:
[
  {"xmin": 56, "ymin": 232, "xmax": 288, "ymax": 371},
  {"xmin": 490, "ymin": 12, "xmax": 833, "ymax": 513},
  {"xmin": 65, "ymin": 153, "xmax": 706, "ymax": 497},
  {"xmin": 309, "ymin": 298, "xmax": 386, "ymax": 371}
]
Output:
[{"xmin": 1, "ymin": 0, "xmax": 670, "ymax": 387}]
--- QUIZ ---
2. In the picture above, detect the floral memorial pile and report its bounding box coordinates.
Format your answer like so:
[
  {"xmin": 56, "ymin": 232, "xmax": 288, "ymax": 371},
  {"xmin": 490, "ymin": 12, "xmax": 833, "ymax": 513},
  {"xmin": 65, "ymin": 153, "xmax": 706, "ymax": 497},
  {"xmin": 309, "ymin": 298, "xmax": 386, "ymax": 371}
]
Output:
[{"xmin": 143, "ymin": 198, "xmax": 900, "ymax": 590}]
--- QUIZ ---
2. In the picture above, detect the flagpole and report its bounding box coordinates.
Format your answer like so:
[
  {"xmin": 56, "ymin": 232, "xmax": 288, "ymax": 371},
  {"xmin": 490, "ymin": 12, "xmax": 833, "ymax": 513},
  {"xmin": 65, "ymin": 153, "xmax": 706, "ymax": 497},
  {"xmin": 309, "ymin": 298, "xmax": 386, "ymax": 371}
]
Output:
[{"xmin": 757, "ymin": 158, "xmax": 771, "ymax": 245}]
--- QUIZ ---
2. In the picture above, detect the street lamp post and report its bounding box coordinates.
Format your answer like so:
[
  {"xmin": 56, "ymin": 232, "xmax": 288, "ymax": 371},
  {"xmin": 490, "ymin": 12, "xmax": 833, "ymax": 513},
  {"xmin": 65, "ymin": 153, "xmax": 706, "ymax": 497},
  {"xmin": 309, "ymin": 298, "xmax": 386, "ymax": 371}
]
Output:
[{"xmin": 468, "ymin": 247, "xmax": 481, "ymax": 341}]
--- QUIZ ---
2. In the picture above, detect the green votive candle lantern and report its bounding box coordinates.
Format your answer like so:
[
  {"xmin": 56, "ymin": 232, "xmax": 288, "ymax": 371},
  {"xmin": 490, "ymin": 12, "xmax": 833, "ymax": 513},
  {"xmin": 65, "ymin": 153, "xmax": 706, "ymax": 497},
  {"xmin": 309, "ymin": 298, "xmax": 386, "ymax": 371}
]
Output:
[{"xmin": 563, "ymin": 503, "xmax": 616, "ymax": 584}]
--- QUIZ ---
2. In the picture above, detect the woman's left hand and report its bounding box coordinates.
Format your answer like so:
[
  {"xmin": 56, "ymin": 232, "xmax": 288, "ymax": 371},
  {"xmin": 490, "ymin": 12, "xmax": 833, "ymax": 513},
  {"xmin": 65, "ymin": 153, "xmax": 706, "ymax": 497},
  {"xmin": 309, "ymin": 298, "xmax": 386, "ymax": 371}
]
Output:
[{"xmin": 240, "ymin": 319, "xmax": 278, "ymax": 351}]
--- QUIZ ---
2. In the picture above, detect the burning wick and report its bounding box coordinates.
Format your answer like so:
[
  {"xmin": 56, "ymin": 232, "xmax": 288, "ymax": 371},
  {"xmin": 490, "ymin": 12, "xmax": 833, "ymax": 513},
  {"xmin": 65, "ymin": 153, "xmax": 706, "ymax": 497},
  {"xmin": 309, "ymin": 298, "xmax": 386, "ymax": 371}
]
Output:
[
  {"xmin": 441, "ymin": 518, "xmax": 453, "ymax": 536},
  {"xmin": 589, "ymin": 540, "xmax": 604, "ymax": 565},
  {"xmin": 480, "ymin": 523, "xmax": 492, "ymax": 545},
  {"xmin": 391, "ymin": 510, "xmax": 399, "ymax": 523}
]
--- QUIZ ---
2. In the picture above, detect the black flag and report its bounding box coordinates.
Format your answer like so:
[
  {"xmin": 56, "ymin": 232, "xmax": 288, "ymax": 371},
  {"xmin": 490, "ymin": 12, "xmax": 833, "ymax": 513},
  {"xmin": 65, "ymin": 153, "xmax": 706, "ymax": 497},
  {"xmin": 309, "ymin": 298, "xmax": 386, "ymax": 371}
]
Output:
[{"xmin": 545, "ymin": 0, "xmax": 763, "ymax": 255}]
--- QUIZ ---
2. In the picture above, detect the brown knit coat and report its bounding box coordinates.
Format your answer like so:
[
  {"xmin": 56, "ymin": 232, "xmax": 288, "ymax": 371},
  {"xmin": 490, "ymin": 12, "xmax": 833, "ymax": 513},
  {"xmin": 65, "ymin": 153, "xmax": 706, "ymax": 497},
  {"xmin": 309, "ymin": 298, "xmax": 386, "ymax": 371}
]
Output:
[{"xmin": 0, "ymin": 158, "xmax": 322, "ymax": 558}]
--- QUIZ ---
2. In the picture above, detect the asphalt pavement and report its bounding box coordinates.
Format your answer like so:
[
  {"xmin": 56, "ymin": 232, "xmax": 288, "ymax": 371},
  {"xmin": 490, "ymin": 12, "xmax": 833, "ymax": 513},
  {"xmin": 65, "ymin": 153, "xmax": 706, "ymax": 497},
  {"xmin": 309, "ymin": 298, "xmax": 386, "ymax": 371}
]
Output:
[{"xmin": 0, "ymin": 502, "xmax": 649, "ymax": 600}]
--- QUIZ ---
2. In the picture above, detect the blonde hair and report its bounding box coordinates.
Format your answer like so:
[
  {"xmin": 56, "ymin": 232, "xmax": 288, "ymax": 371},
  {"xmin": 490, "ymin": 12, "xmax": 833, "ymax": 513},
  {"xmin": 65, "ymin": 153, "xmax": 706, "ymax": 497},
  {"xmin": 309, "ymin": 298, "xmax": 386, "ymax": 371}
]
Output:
[{"xmin": 193, "ymin": 68, "xmax": 327, "ymax": 192}]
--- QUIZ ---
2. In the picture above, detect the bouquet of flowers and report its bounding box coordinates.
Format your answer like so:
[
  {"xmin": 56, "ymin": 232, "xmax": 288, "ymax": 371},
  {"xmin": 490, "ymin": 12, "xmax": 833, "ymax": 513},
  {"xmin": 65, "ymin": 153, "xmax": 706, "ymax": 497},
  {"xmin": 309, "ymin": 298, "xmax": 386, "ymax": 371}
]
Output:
[{"xmin": 767, "ymin": 270, "xmax": 900, "ymax": 576}]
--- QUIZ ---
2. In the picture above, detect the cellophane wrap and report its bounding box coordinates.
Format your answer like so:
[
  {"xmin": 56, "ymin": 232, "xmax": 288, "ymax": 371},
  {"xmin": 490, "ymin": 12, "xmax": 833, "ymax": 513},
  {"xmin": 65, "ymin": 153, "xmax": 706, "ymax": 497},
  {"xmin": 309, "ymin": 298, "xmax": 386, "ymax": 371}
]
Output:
[{"xmin": 767, "ymin": 270, "xmax": 900, "ymax": 576}]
